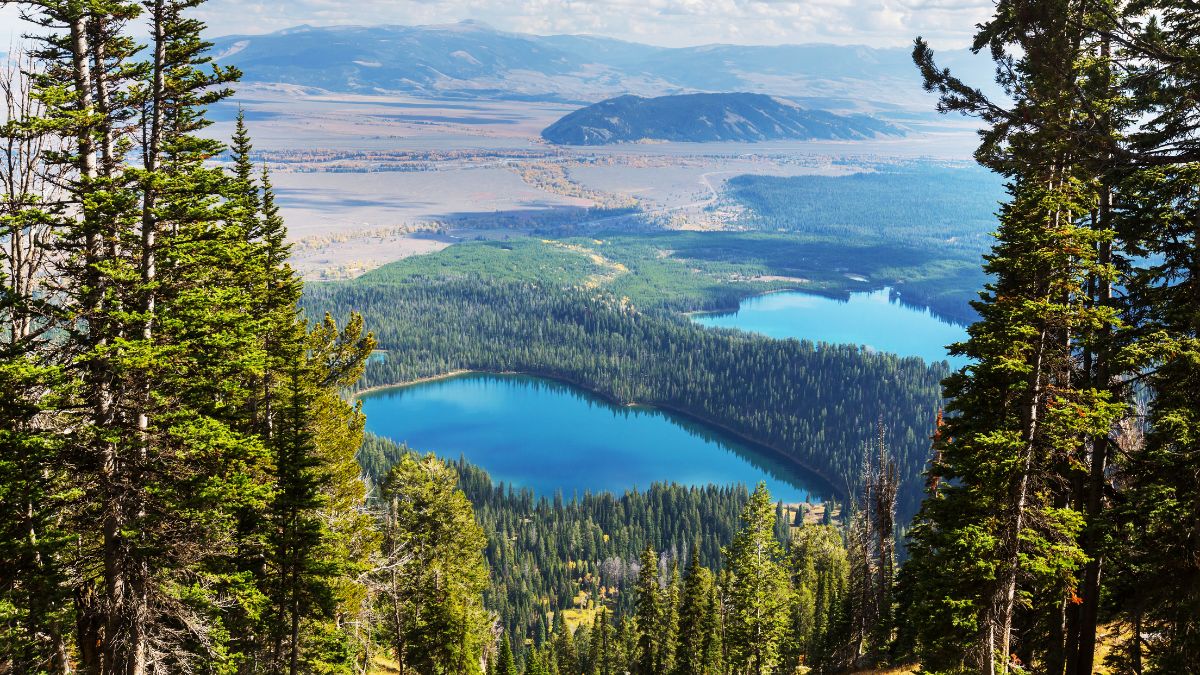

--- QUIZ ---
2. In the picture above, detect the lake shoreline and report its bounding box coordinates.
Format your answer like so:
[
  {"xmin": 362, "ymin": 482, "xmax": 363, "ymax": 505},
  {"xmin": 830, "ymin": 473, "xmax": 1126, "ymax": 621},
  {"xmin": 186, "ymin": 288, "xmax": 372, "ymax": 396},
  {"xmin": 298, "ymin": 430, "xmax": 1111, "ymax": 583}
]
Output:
[
  {"xmin": 691, "ymin": 286, "xmax": 968, "ymax": 368},
  {"xmin": 354, "ymin": 368, "xmax": 848, "ymax": 502},
  {"xmin": 686, "ymin": 285, "xmax": 972, "ymax": 329}
]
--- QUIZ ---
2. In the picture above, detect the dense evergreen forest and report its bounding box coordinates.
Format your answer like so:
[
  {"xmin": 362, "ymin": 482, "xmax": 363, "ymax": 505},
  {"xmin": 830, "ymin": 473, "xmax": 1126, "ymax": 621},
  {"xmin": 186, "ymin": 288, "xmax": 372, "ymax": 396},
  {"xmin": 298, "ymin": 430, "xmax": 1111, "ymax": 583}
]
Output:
[
  {"xmin": 355, "ymin": 229, "xmax": 983, "ymax": 322},
  {"xmin": 307, "ymin": 279, "xmax": 945, "ymax": 519},
  {"xmin": 724, "ymin": 165, "xmax": 1004, "ymax": 322},
  {"xmin": 360, "ymin": 434, "xmax": 897, "ymax": 675},
  {"xmin": 3, "ymin": 0, "xmax": 1200, "ymax": 672},
  {"xmin": 362, "ymin": 435, "xmax": 765, "ymax": 645}
]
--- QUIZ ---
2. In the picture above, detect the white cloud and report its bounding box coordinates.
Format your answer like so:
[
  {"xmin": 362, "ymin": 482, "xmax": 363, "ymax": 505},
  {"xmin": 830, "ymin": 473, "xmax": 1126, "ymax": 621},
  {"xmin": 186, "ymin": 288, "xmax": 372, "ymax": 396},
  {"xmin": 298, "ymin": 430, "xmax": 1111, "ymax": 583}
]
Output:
[{"xmin": 0, "ymin": 0, "xmax": 992, "ymax": 50}]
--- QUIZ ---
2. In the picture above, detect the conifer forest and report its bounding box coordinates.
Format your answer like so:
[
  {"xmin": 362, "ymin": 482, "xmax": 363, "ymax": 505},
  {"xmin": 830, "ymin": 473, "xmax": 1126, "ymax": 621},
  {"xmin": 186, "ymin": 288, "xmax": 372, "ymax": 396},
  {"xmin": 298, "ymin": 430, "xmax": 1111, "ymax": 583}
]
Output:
[{"xmin": 1, "ymin": 0, "xmax": 1198, "ymax": 673}]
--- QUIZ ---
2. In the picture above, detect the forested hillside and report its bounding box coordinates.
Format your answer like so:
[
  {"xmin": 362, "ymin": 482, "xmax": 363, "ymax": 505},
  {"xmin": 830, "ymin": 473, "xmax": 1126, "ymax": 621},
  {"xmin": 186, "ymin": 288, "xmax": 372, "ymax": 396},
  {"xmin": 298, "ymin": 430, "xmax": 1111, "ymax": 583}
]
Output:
[
  {"xmin": 3, "ymin": 0, "xmax": 1200, "ymax": 671},
  {"xmin": 361, "ymin": 435, "xmax": 766, "ymax": 643},
  {"xmin": 359, "ymin": 434, "xmax": 896, "ymax": 675},
  {"xmin": 308, "ymin": 279, "xmax": 945, "ymax": 519},
  {"xmin": 724, "ymin": 165, "xmax": 1005, "ymax": 322},
  {"xmin": 354, "ymin": 230, "xmax": 980, "ymax": 320}
]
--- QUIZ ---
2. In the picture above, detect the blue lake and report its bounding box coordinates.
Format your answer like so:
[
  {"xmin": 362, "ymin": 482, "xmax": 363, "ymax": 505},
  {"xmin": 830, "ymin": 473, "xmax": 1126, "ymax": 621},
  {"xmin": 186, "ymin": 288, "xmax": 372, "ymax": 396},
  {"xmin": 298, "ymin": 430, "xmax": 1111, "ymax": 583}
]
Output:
[
  {"xmin": 360, "ymin": 373, "xmax": 833, "ymax": 503},
  {"xmin": 692, "ymin": 288, "xmax": 970, "ymax": 368}
]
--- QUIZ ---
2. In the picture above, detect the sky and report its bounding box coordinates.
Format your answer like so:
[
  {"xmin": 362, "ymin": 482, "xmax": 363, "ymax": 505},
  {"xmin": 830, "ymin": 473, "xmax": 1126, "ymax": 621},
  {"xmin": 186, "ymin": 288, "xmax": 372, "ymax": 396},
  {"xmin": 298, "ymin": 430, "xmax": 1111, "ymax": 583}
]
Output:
[{"xmin": 0, "ymin": 0, "xmax": 993, "ymax": 50}]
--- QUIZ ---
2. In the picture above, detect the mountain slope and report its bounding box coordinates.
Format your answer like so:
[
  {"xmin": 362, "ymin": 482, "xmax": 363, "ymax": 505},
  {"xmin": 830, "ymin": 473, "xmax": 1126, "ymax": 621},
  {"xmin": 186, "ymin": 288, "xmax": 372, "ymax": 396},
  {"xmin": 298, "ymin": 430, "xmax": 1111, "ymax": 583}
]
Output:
[
  {"xmin": 211, "ymin": 22, "xmax": 594, "ymax": 98},
  {"xmin": 211, "ymin": 22, "xmax": 998, "ymax": 110},
  {"xmin": 540, "ymin": 93, "xmax": 902, "ymax": 145}
]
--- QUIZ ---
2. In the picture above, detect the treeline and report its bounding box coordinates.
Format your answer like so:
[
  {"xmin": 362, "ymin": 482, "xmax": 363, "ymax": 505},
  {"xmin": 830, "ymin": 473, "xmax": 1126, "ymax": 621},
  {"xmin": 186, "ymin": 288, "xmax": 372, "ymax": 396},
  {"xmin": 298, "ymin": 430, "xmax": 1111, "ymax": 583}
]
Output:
[
  {"xmin": 355, "ymin": 230, "xmax": 985, "ymax": 323},
  {"xmin": 308, "ymin": 279, "xmax": 946, "ymax": 519}
]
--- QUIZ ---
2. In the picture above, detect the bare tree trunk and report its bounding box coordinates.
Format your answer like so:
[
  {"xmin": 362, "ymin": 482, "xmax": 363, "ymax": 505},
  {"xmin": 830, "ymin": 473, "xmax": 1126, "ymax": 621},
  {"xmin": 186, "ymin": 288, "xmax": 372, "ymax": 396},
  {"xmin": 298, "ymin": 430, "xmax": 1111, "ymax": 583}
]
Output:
[
  {"xmin": 111, "ymin": 3, "xmax": 167, "ymax": 672},
  {"xmin": 289, "ymin": 583, "xmax": 301, "ymax": 675},
  {"xmin": 88, "ymin": 16, "xmax": 116, "ymax": 177}
]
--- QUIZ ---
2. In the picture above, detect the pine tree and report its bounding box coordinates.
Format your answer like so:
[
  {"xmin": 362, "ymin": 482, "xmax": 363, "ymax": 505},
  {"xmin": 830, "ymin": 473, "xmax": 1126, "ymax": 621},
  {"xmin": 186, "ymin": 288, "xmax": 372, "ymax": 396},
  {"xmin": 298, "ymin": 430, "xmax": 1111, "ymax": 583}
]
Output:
[
  {"xmin": 219, "ymin": 110, "xmax": 378, "ymax": 672},
  {"xmin": 0, "ymin": 48, "xmax": 75, "ymax": 673},
  {"xmin": 724, "ymin": 482, "xmax": 790, "ymax": 674},
  {"xmin": 2, "ymin": 2, "xmax": 378, "ymax": 671},
  {"xmin": 586, "ymin": 608, "xmax": 618, "ymax": 675},
  {"xmin": 375, "ymin": 453, "xmax": 490, "ymax": 674},
  {"xmin": 497, "ymin": 632, "xmax": 519, "ymax": 675},
  {"xmin": 17, "ymin": 0, "xmax": 282, "ymax": 668},
  {"xmin": 783, "ymin": 525, "xmax": 848, "ymax": 672},
  {"xmin": 1104, "ymin": 4, "xmax": 1200, "ymax": 668},
  {"xmin": 553, "ymin": 613, "xmax": 578, "ymax": 675},
  {"xmin": 661, "ymin": 561, "xmax": 681, "ymax": 674},
  {"xmin": 633, "ymin": 543, "xmax": 661, "ymax": 674},
  {"xmin": 909, "ymin": 8, "xmax": 1129, "ymax": 667},
  {"xmin": 701, "ymin": 580, "xmax": 724, "ymax": 674},
  {"xmin": 675, "ymin": 545, "xmax": 722, "ymax": 675}
]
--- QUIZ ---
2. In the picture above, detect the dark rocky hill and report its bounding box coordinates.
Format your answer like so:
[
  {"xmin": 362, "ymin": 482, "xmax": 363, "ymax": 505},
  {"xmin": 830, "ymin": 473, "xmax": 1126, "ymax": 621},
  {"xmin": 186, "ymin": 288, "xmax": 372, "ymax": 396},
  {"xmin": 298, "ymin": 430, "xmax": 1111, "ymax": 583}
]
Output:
[{"xmin": 540, "ymin": 93, "xmax": 902, "ymax": 145}]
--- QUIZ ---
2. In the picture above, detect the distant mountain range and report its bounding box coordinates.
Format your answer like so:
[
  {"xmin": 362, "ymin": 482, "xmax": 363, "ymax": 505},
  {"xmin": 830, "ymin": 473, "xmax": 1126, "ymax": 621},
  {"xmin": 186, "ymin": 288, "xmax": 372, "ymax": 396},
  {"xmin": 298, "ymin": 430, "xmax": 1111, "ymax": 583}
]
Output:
[
  {"xmin": 541, "ymin": 93, "xmax": 902, "ymax": 145},
  {"xmin": 211, "ymin": 21, "xmax": 998, "ymax": 112}
]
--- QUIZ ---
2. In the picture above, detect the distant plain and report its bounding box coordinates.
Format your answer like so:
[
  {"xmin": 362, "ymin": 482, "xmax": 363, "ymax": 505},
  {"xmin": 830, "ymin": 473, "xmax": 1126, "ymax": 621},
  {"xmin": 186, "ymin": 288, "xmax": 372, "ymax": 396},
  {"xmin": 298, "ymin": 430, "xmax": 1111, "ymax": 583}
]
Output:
[{"xmin": 207, "ymin": 85, "xmax": 982, "ymax": 280}]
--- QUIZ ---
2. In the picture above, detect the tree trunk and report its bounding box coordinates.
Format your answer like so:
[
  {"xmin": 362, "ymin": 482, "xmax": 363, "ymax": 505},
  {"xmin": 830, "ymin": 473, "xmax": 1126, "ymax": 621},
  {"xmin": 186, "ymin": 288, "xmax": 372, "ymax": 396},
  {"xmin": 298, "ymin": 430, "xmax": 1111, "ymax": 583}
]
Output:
[
  {"xmin": 996, "ymin": 321, "xmax": 1048, "ymax": 673},
  {"xmin": 289, "ymin": 587, "xmax": 301, "ymax": 675},
  {"xmin": 75, "ymin": 586, "xmax": 103, "ymax": 674},
  {"xmin": 88, "ymin": 15, "xmax": 116, "ymax": 177},
  {"xmin": 66, "ymin": 10, "xmax": 138, "ymax": 675}
]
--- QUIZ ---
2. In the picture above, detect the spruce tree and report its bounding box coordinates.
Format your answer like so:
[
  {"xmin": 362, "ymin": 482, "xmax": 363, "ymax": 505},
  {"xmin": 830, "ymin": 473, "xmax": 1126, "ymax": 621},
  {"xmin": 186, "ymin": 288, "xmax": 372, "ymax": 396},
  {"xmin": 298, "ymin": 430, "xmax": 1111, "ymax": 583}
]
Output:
[
  {"xmin": 553, "ymin": 613, "xmax": 578, "ymax": 675},
  {"xmin": 675, "ymin": 545, "xmax": 721, "ymax": 675},
  {"xmin": 0, "ymin": 48, "xmax": 75, "ymax": 672},
  {"xmin": 497, "ymin": 632, "xmax": 519, "ymax": 675},
  {"xmin": 376, "ymin": 453, "xmax": 490, "ymax": 674},
  {"xmin": 1, "ymin": 1, "xmax": 376, "ymax": 671},
  {"xmin": 908, "ymin": 4, "xmax": 1129, "ymax": 667},
  {"xmin": 723, "ymin": 483, "xmax": 790, "ymax": 674},
  {"xmin": 661, "ymin": 561, "xmax": 681, "ymax": 674},
  {"xmin": 633, "ymin": 543, "xmax": 661, "ymax": 674},
  {"xmin": 783, "ymin": 525, "xmax": 848, "ymax": 671},
  {"xmin": 1104, "ymin": 4, "xmax": 1200, "ymax": 668}
]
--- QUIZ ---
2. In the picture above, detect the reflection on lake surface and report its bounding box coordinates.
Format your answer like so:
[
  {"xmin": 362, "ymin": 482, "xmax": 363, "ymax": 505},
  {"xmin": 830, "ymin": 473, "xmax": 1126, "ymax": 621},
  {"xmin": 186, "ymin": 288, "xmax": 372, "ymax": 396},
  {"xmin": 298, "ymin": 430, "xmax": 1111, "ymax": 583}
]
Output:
[
  {"xmin": 693, "ymin": 288, "xmax": 970, "ymax": 368},
  {"xmin": 360, "ymin": 373, "xmax": 832, "ymax": 503}
]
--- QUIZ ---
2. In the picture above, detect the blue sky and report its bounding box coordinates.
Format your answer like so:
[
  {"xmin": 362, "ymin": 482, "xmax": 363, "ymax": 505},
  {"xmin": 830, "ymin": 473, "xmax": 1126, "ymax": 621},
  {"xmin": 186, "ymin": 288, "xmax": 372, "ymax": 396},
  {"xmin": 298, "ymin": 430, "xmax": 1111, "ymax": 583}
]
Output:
[{"xmin": 0, "ymin": 0, "xmax": 991, "ymax": 49}]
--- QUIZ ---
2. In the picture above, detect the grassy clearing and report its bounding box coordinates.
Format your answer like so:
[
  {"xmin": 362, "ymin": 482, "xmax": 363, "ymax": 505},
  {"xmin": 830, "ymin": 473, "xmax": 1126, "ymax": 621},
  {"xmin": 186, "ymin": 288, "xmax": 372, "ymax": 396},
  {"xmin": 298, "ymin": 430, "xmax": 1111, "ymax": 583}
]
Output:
[{"xmin": 350, "ymin": 231, "xmax": 981, "ymax": 320}]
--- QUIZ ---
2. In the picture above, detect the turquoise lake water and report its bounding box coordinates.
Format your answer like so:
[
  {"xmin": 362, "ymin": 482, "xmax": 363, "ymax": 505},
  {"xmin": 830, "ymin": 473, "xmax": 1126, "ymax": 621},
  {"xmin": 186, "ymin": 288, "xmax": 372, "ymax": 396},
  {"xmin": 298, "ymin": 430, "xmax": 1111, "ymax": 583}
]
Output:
[
  {"xmin": 692, "ymin": 288, "xmax": 970, "ymax": 368},
  {"xmin": 360, "ymin": 373, "xmax": 832, "ymax": 503}
]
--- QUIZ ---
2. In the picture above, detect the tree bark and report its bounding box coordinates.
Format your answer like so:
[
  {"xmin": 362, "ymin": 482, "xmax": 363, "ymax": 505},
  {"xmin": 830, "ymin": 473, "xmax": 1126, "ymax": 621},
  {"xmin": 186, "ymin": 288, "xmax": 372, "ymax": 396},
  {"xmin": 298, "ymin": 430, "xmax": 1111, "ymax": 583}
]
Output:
[{"xmin": 996, "ymin": 298, "xmax": 1050, "ymax": 672}]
